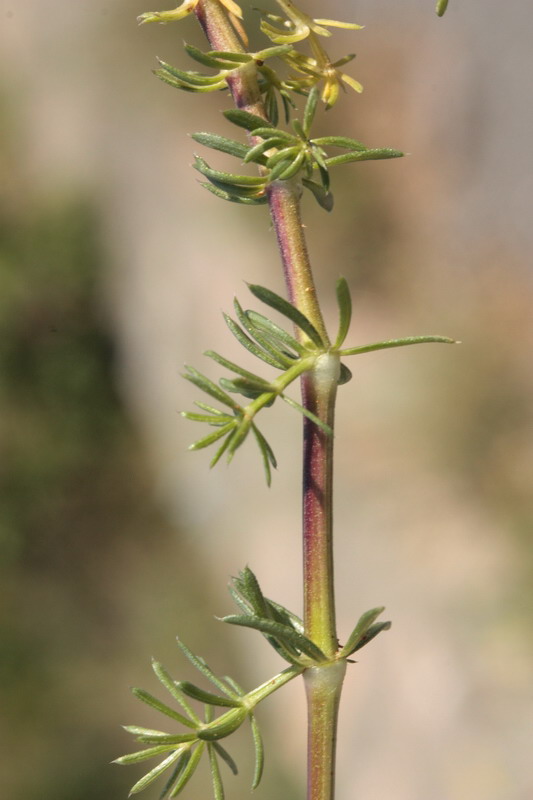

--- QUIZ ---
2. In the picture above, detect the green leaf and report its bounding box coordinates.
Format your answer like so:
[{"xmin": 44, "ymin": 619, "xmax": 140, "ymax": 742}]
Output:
[
  {"xmin": 188, "ymin": 423, "xmax": 235, "ymax": 451},
  {"xmin": 134, "ymin": 732, "xmax": 198, "ymax": 746},
  {"xmin": 333, "ymin": 277, "xmax": 352, "ymax": 349},
  {"xmin": 250, "ymin": 126, "xmax": 296, "ymax": 142},
  {"xmin": 113, "ymin": 745, "xmax": 181, "ymax": 765},
  {"xmin": 212, "ymin": 741, "xmax": 239, "ymax": 775},
  {"xmin": 436, "ymin": 0, "xmax": 449, "ymax": 16},
  {"xmin": 176, "ymin": 639, "xmax": 238, "ymax": 699},
  {"xmin": 339, "ymin": 607, "xmax": 386, "ymax": 658},
  {"xmin": 278, "ymin": 150, "xmax": 306, "ymax": 180},
  {"xmin": 208, "ymin": 50, "xmax": 251, "ymax": 64},
  {"xmin": 152, "ymin": 660, "xmax": 200, "ymax": 723},
  {"xmin": 175, "ymin": 681, "xmax": 242, "ymax": 707},
  {"xmin": 201, "ymin": 182, "xmax": 268, "ymax": 205},
  {"xmin": 191, "ymin": 132, "xmax": 249, "ymax": 160},
  {"xmin": 339, "ymin": 335, "xmax": 456, "ymax": 357},
  {"xmin": 193, "ymin": 156, "xmax": 266, "ymax": 187},
  {"xmin": 244, "ymin": 137, "xmax": 292, "ymax": 164},
  {"xmin": 219, "ymin": 376, "xmax": 274, "ymax": 400},
  {"xmin": 351, "ymin": 621, "xmax": 391, "ymax": 652},
  {"xmin": 221, "ymin": 615, "xmax": 328, "ymax": 664},
  {"xmin": 254, "ymin": 43, "xmax": 293, "ymax": 60},
  {"xmin": 183, "ymin": 366, "xmax": 241, "ymax": 411},
  {"xmin": 223, "ymin": 109, "xmax": 272, "ymax": 131},
  {"xmin": 247, "ymin": 284, "xmax": 325, "ymax": 348},
  {"xmin": 245, "ymin": 310, "xmax": 309, "ymax": 356},
  {"xmin": 207, "ymin": 743, "xmax": 225, "ymax": 800},
  {"xmin": 303, "ymin": 87, "xmax": 319, "ymax": 136},
  {"xmin": 156, "ymin": 59, "xmax": 223, "ymax": 86},
  {"xmin": 131, "ymin": 688, "xmax": 196, "ymax": 728},
  {"xmin": 128, "ymin": 749, "xmax": 186, "ymax": 796},
  {"xmin": 311, "ymin": 135, "xmax": 367, "ymax": 151},
  {"xmin": 302, "ymin": 178, "xmax": 334, "ymax": 211},
  {"xmin": 281, "ymin": 394, "xmax": 333, "ymax": 435},
  {"xmin": 204, "ymin": 350, "xmax": 272, "ymax": 385},
  {"xmin": 325, "ymin": 148, "xmax": 403, "ymax": 167},
  {"xmin": 233, "ymin": 298, "xmax": 296, "ymax": 368},
  {"xmin": 250, "ymin": 715, "xmax": 264, "ymax": 789},
  {"xmin": 181, "ymin": 411, "xmax": 233, "ymax": 425},
  {"xmin": 169, "ymin": 743, "xmax": 205, "ymax": 797},
  {"xmin": 223, "ymin": 312, "xmax": 288, "ymax": 369},
  {"xmin": 184, "ymin": 43, "xmax": 229, "ymax": 69},
  {"xmin": 158, "ymin": 753, "xmax": 191, "ymax": 800},
  {"xmin": 252, "ymin": 424, "xmax": 277, "ymax": 486},
  {"xmin": 239, "ymin": 566, "xmax": 269, "ymax": 618}
]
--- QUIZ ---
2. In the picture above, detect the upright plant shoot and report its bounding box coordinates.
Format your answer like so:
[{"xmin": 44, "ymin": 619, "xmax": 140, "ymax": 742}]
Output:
[{"xmin": 115, "ymin": 3, "xmax": 454, "ymax": 799}]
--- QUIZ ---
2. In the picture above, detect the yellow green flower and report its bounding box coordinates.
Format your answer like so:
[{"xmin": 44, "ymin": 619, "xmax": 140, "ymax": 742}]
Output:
[
  {"xmin": 261, "ymin": 1, "xmax": 362, "ymax": 45},
  {"xmin": 284, "ymin": 37, "xmax": 363, "ymax": 109},
  {"xmin": 137, "ymin": 0, "xmax": 242, "ymax": 26}
]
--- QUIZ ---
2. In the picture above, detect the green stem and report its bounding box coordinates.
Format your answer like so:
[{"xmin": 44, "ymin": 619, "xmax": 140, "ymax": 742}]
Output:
[
  {"xmin": 304, "ymin": 661, "xmax": 346, "ymax": 800},
  {"xmin": 194, "ymin": 6, "xmax": 343, "ymax": 800}
]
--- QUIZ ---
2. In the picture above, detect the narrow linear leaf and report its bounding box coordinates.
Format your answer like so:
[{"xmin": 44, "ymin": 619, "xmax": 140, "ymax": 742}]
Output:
[
  {"xmin": 351, "ymin": 621, "xmax": 392, "ymax": 653},
  {"xmin": 169, "ymin": 742, "xmax": 205, "ymax": 798},
  {"xmin": 135, "ymin": 733, "xmax": 198, "ymax": 746},
  {"xmin": 201, "ymin": 182, "xmax": 268, "ymax": 205},
  {"xmin": 281, "ymin": 395, "xmax": 333, "ymax": 435},
  {"xmin": 221, "ymin": 615, "xmax": 327, "ymax": 663},
  {"xmin": 224, "ymin": 313, "xmax": 287, "ymax": 369},
  {"xmin": 339, "ymin": 335, "xmax": 456, "ymax": 356},
  {"xmin": 339, "ymin": 606, "xmax": 386, "ymax": 658},
  {"xmin": 183, "ymin": 365, "xmax": 241, "ymax": 411},
  {"xmin": 212, "ymin": 741, "xmax": 239, "ymax": 775},
  {"xmin": 208, "ymin": 744, "xmax": 225, "ymax": 800},
  {"xmin": 189, "ymin": 423, "xmax": 235, "ymax": 451},
  {"xmin": 193, "ymin": 156, "xmax": 266, "ymax": 187},
  {"xmin": 205, "ymin": 350, "xmax": 272, "ymax": 385},
  {"xmin": 181, "ymin": 411, "xmax": 233, "ymax": 425},
  {"xmin": 250, "ymin": 126, "xmax": 296, "ymax": 142},
  {"xmin": 302, "ymin": 178, "xmax": 334, "ymax": 211},
  {"xmin": 325, "ymin": 148, "xmax": 403, "ymax": 167},
  {"xmin": 278, "ymin": 150, "xmax": 306, "ymax": 181},
  {"xmin": 239, "ymin": 566, "xmax": 269, "ymax": 617},
  {"xmin": 131, "ymin": 687, "xmax": 195, "ymax": 729},
  {"xmin": 303, "ymin": 86, "xmax": 319, "ymax": 136},
  {"xmin": 152, "ymin": 660, "xmax": 200, "ymax": 724},
  {"xmin": 252, "ymin": 423, "xmax": 277, "ymax": 486},
  {"xmin": 247, "ymin": 284, "xmax": 325, "ymax": 348},
  {"xmin": 176, "ymin": 639, "xmax": 236, "ymax": 698},
  {"xmin": 113, "ymin": 745, "xmax": 181, "ymax": 765},
  {"xmin": 311, "ymin": 135, "xmax": 367, "ymax": 151},
  {"xmin": 128, "ymin": 749, "xmax": 185, "ymax": 796},
  {"xmin": 233, "ymin": 299, "xmax": 296, "ymax": 368},
  {"xmin": 158, "ymin": 753, "xmax": 191, "ymax": 800},
  {"xmin": 191, "ymin": 132, "xmax": 249, "ymax": 160},
  {"xmin": 184, "ymin": 43, "xmax": 227, "ymax": 68},
  {"xmin": 250, "ymin": 714, "xmax": 264, "ymax": 789},
  {"xmin": 175, "ymin": 681, "xmax": 241, "ymax": 707},
  {"xmin": 245, "ymin": 310, "xmax": 309, "ymax": 355},
  {"xmin": 334, "ymin": 277, "xmax": 352, "ymax": 349},
  {"xmin": 264, "ymin": 598, "xmax": 304, "ymax": 634},
  {"xmin": 210, "ymin": 430, "xmax": 234, "ymax": 467},
  {"xmin": 224, "ymin": 109, "xmax": 272, "ymax": 131}
]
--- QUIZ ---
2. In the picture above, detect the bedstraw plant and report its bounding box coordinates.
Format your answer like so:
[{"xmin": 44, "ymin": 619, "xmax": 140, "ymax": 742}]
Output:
[{"xmin": 115, "ymin": 2, "xmax": 454, "ymax": 799}]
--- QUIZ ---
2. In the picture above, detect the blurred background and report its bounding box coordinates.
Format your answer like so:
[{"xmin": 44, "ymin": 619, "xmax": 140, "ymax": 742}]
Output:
[{"xmin": 1, "ymin": 1, "xmax": 532, "ymax": 799}]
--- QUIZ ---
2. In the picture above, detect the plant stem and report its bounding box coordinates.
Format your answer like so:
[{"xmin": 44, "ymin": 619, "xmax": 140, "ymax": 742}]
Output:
[{"xmin": 194, "ymin": 5, "xmax": 343, "ymax": 799}]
